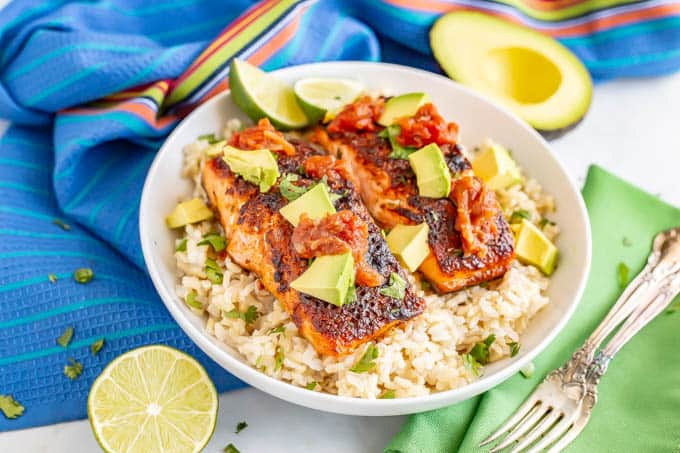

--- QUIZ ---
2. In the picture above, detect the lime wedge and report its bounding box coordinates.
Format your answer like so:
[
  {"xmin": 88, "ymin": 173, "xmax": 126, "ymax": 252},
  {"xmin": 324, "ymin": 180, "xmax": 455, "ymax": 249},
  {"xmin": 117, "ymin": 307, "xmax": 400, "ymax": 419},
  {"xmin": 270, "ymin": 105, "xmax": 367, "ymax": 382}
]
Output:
[
  {"xmin": 293, "ymin": 77, "xmax": 364, "ymax": 123},
  {"xmin": 229, "ymin": 58, "xmax": 308, "ymax": 130},
  {"xmin": 88, "ymin": 345, "xmax": 218, "ymax": 453}
]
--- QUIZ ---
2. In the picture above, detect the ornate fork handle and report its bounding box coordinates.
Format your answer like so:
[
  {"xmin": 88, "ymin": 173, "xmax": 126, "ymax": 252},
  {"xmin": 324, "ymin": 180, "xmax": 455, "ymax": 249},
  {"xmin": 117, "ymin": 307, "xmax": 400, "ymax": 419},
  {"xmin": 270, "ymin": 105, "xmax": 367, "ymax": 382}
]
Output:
[{"xmin": 553, "ymin": 227, "xmax": 680, "ymax": 390}]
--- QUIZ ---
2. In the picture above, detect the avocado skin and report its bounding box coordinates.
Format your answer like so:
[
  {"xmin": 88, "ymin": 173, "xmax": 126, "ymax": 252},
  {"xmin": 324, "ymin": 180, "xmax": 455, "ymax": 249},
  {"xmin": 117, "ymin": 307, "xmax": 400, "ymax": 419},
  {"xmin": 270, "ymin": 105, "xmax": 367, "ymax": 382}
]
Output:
[{"xmin": 537, "ymin": 116, "xmax": 585, "ymax": 141}]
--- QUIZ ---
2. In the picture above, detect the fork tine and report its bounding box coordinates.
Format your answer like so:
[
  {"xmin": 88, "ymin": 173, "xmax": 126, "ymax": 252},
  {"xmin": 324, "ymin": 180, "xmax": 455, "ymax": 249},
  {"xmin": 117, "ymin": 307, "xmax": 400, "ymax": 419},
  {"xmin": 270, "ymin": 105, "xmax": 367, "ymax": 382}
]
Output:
[
  {"xmin": 507, "ymin": 409, "xmax": 562, "ymax": 453},
  {"xmin": 489, "ymin": 404, "xmax": 550, "ymax": 453},
  {"xmin": 479, "ymin": 396, "xmax": 541, "ymax": 446},
  {"xmin": 545, "ymin": 415, "xmax": 590, "ymax": 453},
  {"xmin": 526, "ymin": 410, "xmax": 581, "ymax": 453}
]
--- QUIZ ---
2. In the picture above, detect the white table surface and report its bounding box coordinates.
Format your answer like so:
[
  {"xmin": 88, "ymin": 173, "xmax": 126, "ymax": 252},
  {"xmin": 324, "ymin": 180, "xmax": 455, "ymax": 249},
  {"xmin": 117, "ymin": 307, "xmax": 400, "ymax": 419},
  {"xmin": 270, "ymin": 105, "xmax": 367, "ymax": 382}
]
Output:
[{"xmin": 2, "ymin": 72, "xmax": 679, "ymax": 452}]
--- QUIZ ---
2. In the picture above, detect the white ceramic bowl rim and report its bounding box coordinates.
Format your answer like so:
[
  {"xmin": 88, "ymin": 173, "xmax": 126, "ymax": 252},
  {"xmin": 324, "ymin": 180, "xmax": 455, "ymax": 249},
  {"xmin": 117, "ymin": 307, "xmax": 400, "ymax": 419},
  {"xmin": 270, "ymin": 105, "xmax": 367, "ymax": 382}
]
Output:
[{"xmin": 140, "ymin": 61, "xmax": 591, "ymax": 416}]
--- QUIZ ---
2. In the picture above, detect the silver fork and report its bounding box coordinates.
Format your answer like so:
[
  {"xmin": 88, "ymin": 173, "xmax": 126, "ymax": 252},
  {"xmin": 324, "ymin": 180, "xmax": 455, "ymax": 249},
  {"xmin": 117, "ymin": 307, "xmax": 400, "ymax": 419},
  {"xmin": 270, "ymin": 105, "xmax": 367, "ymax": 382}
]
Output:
[{"xmin": 479, "ymin": 226, "xmax": 680, "ymax": 452}]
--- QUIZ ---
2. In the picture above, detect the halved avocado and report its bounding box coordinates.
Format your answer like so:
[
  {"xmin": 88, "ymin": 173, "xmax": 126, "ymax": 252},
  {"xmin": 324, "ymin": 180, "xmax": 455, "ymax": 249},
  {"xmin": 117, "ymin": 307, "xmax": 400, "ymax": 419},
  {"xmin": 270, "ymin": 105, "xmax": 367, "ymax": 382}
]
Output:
[{"xmin": 430, "ymin": 12, "xmax": 592, "ymax": 138}]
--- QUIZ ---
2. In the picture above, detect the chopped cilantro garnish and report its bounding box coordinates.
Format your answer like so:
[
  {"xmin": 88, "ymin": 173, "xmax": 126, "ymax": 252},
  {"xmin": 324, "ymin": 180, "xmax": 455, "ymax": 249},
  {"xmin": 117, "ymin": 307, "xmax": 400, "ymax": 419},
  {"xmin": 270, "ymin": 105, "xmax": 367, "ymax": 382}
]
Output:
[
  {"xmin": 56, "ymin": 326, "xmax": 74, "ymax": 348},
  {"xmin": 268, "ymin": 326, "xmax": 285, "ymax": 335},
  {"xmin": 73, "ymin": 267, "xmax": 94, "ymax": 284},
  {"xmin": 91, "ymin": 338, "xmax": 105, "ymax": 356},
  {"xmin": 186, "ymin": 290, "xmax": 202, "ymax": 309},
  {"xmin": 224, "ymin": 306, "xmax": 259, "ymax": 325},
  {"xmin": 223, "ymin": 443, "xmax": 240, "ymax": 453},
  {"xmin": 235, "ymin": 421, "xmax": 248, "ymax": 434},
  {"xmin": 350, "ymin": 343, "xmax": 379, "ymax": 373},
  {"xmin": 176, "ymin": 238, "xmax": 188, "ymax": 252},
  {"xmin": 0, "ymin": 394, "xmax": 24, "ymax": 419},
  {"xmin": 198, "ymin": 233, "xmax": 226, "ymax": 252},
  {"xmin": 469, "ymin": 334, "xmax": 495, "ymax": 365},
  {"xmin": 507, "ymin": 341, "xmax": 520, "ymax": 357},
  {"xmin": 379, "ymin": 272, "xmax": 407, "ymax": 300},
  {"xmin": 379, "ymin": 125, "xmax": 417, "ymax": 159},
  {"xmin": 617, "ymin": 262, "xmax": 629, "ymax": 288},
  {"xmin": 420, "ymin": 280, "xmax": 432, "ymax": 291},
  {"xmin": 64, "ymin": 358, "xmax": 83, "ymax": 380},
  {"xmin": 539, "ymin": 218, "xmax": 555, "ymax": 228},
  {"xmin": 305, "ymin": 381, "xmax": 318, "ymax": 390},
  {"xmin": 462, "ymin": 353, "xmax": 482, "ymax": 377},
  {"xmin": 379, "ymin": 390, "xmax": 396, "ymax": 399},
  {"xmin": 53, "ymin": 218, "xmax": 71, "ymax": 231},
  {"xmin": 509, "ymin": 209, "xmax": 531, "ymax": 224},
  {"xmin": 198, "ymin": 133, "xmax": 220, "ymax": 144},
  {"xmin": 205, "ymin": 258, "xmax": 223, "ymax": 284},
  {"xmin": 279, "ymin": 173, "xmax": 308, "ymax": 201},
  {"xmin": 622, "ymin": 237, "xmax": 633, "ymax": 247},
  {"xmin": 48, "ymin": 273, "xmax": 58, "ymax": 284},
  {"xmin": 275, "ymin": 346, "xmax": 284, "ymax": 372},
  {"xmin": 667, "ymin": 301, "xmax": 680, "ymax": 314}
]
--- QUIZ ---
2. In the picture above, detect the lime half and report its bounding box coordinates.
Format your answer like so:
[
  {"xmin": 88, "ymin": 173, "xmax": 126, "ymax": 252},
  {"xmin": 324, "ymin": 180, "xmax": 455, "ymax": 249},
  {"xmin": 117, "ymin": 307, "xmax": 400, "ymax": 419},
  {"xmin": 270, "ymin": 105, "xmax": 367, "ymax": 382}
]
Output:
[
  {"xmin": 294, "ymin": 78, "xmax": 364, "ymax": 123},
  {"xmin": 229, "ymin": 58, "xmax": 308, "ymax": 130},
  {"xmin": 88, "ymin": 345, "xmax": 218, "ymax": 453}
]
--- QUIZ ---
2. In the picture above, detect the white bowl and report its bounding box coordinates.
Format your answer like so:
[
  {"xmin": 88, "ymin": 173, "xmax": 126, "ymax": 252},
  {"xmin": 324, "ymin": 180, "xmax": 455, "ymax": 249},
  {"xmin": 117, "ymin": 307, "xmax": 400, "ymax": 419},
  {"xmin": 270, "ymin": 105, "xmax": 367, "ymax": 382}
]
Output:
[{"xmin": 140, "ymin": 62, "xmax": 591, "ymax": 416}]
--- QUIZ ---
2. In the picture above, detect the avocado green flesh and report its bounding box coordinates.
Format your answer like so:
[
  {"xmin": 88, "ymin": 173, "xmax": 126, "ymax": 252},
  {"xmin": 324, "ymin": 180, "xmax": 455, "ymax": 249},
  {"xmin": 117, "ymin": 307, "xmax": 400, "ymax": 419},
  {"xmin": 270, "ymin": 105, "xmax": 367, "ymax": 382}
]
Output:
[
  {"xmin": 386, "ymin": 223, "xmax": 431, "ymax": 272},
  {"xmin": 279, "ymin": 182, "xmax": 336, "ymax": 227},
  {"xmin": 514, "ymin": 219, "xmax": 558, "ymax": 275},
  {"xmin": 290, "ymin": 252, "xmax": 355, "ymax": 307},
  {"xmin": 408, "ymin": 143, "xmax": 451, "ymax": 198},
  {"xmin": 472, "ymin": 142, "xmax": 521, "ymax": 190},
  {"xmin": 430, "ymin": 11, "xmax": 592, "ymax": 133},
  {"xmin": 378, "ymin": 92, "xmax": 431, "ymax": 126},
  {"xmin": 166, "ymin": 198, "xmax": 213, "ymax": 228},
  {"xmin": 222, "ymin": 146, "xmax": 280, "ymax": 193}
]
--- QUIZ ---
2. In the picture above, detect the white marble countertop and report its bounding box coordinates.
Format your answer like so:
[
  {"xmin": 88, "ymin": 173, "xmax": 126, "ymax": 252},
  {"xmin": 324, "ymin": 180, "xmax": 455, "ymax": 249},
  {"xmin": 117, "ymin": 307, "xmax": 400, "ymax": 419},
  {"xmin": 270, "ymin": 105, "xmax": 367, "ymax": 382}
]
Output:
[{"xmin": 2, "ymin": 72, "xmax": 679, "ymax": 452}]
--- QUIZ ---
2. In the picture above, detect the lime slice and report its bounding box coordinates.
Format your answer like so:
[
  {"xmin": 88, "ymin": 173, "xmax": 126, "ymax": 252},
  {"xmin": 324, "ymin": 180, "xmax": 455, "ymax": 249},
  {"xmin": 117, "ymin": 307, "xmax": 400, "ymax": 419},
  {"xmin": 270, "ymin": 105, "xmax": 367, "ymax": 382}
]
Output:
[
  {"xmin": 88, "ymin": 345, "xmax": 218, "ymax": 453},
  {"xmin": 229, "ymin": 58, "xmax": 308, "ymax": 130},
  {"xmin": 294, "ymin": 78, "xmax": 364, "ymax": 123}
]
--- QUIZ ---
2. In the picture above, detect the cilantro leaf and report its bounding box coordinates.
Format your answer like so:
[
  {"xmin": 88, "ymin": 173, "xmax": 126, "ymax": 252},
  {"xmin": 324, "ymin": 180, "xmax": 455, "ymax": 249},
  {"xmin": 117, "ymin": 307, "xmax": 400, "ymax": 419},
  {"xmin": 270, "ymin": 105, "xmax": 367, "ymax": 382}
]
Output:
[
  {"xmin": 462, "ymin": 353, "xmax": 482, "ymax": 377},
  {"xmin": 379, "ymin": 389, "xmax": 396, "ymax": 399},
  {"xmin": 53, "ymin": 218, "xmax": 71, "ymax": 231},
  {"xmin": 539, "ymin": 218, "xmax": 555, "ymax": 228},
  {"xmin": 350, "ymin": 343, "xmax": 379, "ymax": 373},
  {"xmin": 56, "ymin": 326, "xmax": 74, "ymax": 348},
  {"xmin": 305, "ymin": 381, "xmax": 318, "ymax": 390},
  {"xmin": 235, "ymin": 421, "xmax": 248, "ymax": 434},
  {"xmin": 379, "ymin": 273, "xmax": 407, "ymax": 300},
  {"xmin": 186, "ymin": 290, "xmax": 202, "ymax": 309},
  {"xmin": 205, "ymin": 258, "xmax": 223, "ymax": 284},
  {"xmin": 617, "ymin": 262, "xmax": 629, "ymax": 288},
  {"xmin": 379, "ymin": 125, "xmax": 417, "ymax": 159},
  {"xmin": 91, "ymin": 338, "xmax": 105, "ymax": 356},
  {"xmin": 64, "ymin": 358, "xmax": 83, "ymax": 380},
  {"xmin": 198, "ymin": 133, "xmax": 220, "ymax": 144},
  {"xmin": 509, "ymin": 210, "xmax": 531, "ymax": 224},
  {"xmin": 268, "ymin": 326, "xmax": 285, "ymax": 335},
  {"xmin": 223, "ymin": 444, "xmax": 240, "ymax": 453},
  {"xmin": 0, "ymin": 394, "xmax": 24, "ymax": 419},
  {"xmin": 224, "ymin": 306, "xmax": 259, "ymax": 325},
  {"xmin": 175, "ymin": 238, "xmax": 188, "ymax": 252},
  {"xmin": 507, "ymin": 341, "xmax": 520, "ymax": 358},
  {"xmin": 198, "ymin": 233, "xmax": 227, "ymax": 252},
  {"xmin": 469, "ymin": 334, "xmax": 495, "ymax": 365},
  {"xmin": 279, "ymin": 173, "xmax": 308, "ymax": 201},
  {"xmin": 275, "ymin": 346, "xmax": 284, "ymax": 372}
]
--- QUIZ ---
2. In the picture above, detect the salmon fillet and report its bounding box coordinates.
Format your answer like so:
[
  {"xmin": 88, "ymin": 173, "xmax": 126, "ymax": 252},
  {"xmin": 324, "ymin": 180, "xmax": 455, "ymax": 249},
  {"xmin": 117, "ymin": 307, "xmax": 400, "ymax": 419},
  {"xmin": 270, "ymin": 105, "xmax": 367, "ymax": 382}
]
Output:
[
  {"xmin": 313, "ymin": 98, "xmax": 515, "ymax": 293},
  {"xmin": 202, "ymin": 130, "xmax": 424, "ymax": 356}
]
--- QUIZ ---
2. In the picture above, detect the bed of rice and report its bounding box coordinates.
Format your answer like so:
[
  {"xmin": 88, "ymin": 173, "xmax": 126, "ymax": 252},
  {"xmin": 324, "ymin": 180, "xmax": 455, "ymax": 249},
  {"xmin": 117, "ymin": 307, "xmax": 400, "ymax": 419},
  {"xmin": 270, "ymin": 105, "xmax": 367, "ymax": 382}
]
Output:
[{"xmin": 174, "ymin": 121, "xmax": 559, "ymax": 398}]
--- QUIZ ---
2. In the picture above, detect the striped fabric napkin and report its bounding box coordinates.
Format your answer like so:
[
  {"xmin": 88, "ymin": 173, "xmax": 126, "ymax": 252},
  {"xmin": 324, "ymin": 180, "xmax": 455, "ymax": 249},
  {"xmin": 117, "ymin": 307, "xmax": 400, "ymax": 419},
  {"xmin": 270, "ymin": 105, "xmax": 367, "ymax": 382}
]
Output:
[{"xmin": 1, "ymin": 0, "xmax": 678, "ymax": 431}]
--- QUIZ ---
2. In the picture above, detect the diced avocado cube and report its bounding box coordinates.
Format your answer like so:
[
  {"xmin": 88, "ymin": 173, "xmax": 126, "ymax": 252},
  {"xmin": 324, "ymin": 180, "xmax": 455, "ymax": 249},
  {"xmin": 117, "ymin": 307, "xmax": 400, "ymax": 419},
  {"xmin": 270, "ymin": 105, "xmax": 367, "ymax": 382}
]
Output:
[
  {"xmin": 408, "ymin": 143, "xmax": 452, "ymax": 198},
  {"xmin": 386, "ymin": 223, "xmax": 431, "ymax": 272},
  {"xmin": 165, "ymin": 198, "xmax": 213, "ymax": 228},
  {"xmin": 222, "ymin": 145, "xmax": 280, "ymax": 192},
  {"xmin": 378, "ymin": 92, "xmax": 430, "ymax": 126},
  {"xmin": 513, "ymin": 219, "xmax": 558, "ymax": 275},
  {"xmin": 471, "ymin": 142, "xmax": 521, "ymax": 191},
  {"xmin": 290, "ymin": 252, "xmax": 355, "ymax": 307},
  {"xmin": 279, "ymin": 182, "xmax": 336, "ymax": 226}
]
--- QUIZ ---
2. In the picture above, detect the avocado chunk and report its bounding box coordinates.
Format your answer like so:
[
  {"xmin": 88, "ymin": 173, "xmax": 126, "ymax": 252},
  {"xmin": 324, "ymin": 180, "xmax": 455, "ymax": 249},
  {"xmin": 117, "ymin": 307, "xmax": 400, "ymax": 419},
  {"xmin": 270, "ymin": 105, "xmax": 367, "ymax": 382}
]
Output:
[
  {"xmin": 222, "ymin": 145, "xmax": 280, "ymax": 192},
  {"xmin": 408, "ymin": 143, "xmax": 452, "ymax": 198},
  {"xmin": 204, "ymin": 140, "xmax": 226, "ymax": 157},
  {"xmin": 472, "ymin": 141, "xmax": 521, "ymax": 190},
  {"xmin": 430, "ymin": 12, "xmax": 592, "ymax": 137},
  {"xmin": 166, "ymin": 198, "xmax": 213, "ymax": 228},
  {"xmin": 378, "ymin": 92, "xmax": 430, "ymax": 126},
  {"xmin": 513, "ymin": 219, "xmax": 558, "ymax": 275},
  {"xmin": 279, "ymin": 182, "xmax": 336, "ymax": 227},
  {"xmin": 290, "ymin": 252, "xmax": 355, "ymax": 307},
  {"xmin": 386, "ymin": 223, "xmax": 431, "ymax": 272}
]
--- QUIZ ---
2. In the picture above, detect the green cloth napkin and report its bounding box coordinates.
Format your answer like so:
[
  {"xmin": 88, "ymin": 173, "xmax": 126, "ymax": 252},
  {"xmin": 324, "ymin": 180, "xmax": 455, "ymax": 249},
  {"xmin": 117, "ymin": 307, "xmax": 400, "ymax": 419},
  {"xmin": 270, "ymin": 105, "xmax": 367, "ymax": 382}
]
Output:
[{"xmin": 386, "ymin": 165, "xmax": 680, "ymax": 453}]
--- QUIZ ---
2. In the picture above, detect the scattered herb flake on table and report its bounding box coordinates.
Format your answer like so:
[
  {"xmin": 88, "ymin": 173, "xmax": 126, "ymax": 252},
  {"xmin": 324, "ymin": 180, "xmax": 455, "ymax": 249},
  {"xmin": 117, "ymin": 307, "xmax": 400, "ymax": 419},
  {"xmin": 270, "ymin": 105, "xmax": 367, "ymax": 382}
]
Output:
[
  {"xmin": 0, "ymin": 394, "xmax": 24, "ymax": 419},
  {"xmin": 235, "ymin": 421, "xmax": 248, "ymax": 434},
  {"xmin": 617, "ymin": 262, "xmax": 630, "ymax": 288},
  {"xmin": 48, "ymin": 273, "xmax": 58, "ymax": 283},
  {"xmin": 91, "ymin": 338, "xmax": 105, "ymax": 355},
  {"xmin": 622, "ymin": 237, "xmax": 633, "ymax": 247},
  {"xmin": 350, "ymin": 343, "xmax": 379, "ymax": 373},
  {"xmin": 64, "ymin": 358, "xmax": 83, "ymax": 380},
  {"xmin": 379, "ymin": 273, "xmax": 407, "ymax": 300},
  {"xmin": 223, "ymin": 443, "xmax": 240, "ymax": 453},
  {"xmin": 73, "ymin": 267, "xmax": 94, "ymax": 284},
  {"xmin": 520, "ymin": 362, "xmax": 535, "ymax": 378},
  {"xmin": 56, "ymin": 326, "xmax": 74, "ymax": 348},
  {"xmin": 53, "ymin": 218, "xmax": 71, "ymax": 230}
]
